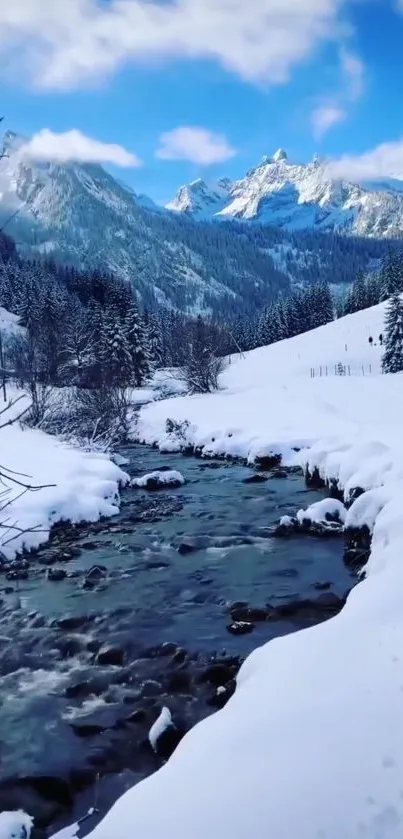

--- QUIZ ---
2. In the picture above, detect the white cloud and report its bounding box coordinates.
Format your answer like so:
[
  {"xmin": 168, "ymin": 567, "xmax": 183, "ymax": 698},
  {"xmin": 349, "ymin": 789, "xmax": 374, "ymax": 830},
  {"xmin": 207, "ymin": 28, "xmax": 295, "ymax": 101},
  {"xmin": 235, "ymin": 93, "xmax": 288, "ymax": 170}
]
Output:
[
  {"xmin": 156, "ymin": 126, "xmax": 236, "ymax": 166},
  {"xmin": 0, "ymin": 0, "xmax": 348, "ymax": 90},
  {"xmin": 310, "ymin": 47, "xmax": 364, "ymax": 138},
  {"xmin": 340, "ymin": 48, "xmax": 365, "ymax": 101},
  {"xmin": 325, "ymin": 138, "xmax": 403, "ymax": 182},
  {"xmin": 311, "ymin": 105, "xmax": 346, "ymax": 139},
  {"xmin": 20, "ymin": 129, "xmax": 141, "ymax": 168}
]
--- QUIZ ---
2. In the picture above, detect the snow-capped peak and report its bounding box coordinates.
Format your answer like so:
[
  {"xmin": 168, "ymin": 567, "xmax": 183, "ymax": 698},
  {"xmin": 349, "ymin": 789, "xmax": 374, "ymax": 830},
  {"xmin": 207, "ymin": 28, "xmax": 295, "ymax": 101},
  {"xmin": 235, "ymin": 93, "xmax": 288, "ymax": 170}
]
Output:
[
  {"xmin": 2, "ymin": 130, "xmax": 27, "ymax": 153},
  {"xmin": 166, "ymin": 176, "xmax": 233, "ymax": 217},
  {"xmin": 166, "ymin": 147, "xmax": 403, "ymax": 237},
  {"xmin": 273, "ymin": 148, "xmax": 288, "ymax": 162}
]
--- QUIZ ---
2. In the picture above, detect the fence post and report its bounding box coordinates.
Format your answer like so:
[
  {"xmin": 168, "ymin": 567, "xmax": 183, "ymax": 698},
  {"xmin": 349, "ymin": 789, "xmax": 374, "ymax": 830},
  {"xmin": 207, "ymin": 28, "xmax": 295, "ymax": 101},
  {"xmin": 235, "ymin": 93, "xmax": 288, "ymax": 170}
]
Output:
[
  {"xmin": 369, "ymin": 364, "xmax": 372, "ymax": 374},
  {"xmin": 326, "ymin": 366, "xmax": 328, "ymax": 376},
  {"xmin": 348, "ymin": 366, "xmax": 351, "ymax": 376},
  {"xmin": 320, "ymin": 366, "xmax": 322, "ymax": 377}
]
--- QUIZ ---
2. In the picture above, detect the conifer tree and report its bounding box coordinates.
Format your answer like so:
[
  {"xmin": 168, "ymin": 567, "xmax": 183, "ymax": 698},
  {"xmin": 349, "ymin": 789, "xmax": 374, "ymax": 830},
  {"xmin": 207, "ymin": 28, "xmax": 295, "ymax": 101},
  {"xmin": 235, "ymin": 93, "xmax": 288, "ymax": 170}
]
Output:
[
  {"xmin": 124, "ymin": 301, "xmax": 151, "ymax": 386},
  {"xmin": 382, "ymin": 291, "xmax": 403, "ymax": 373},
  {"xmin": 146, "ymin": 311, "xmax": 164, "ymax": 370},
  {"xmin": 286, "ymin": 291, "xmax": 305, "ymax": 337},
  {"xmin": 380, "ymin": 253, "xmax": 403, "ymax": 301},
  {"xmin": 366, "ymin": 273, "xmax": 381, "ymax": 307},
  {"xmin": 101, "ymin": 307, "xmax": 132, "ymax": 385},
  {"xmin": 349, "ymin": 271, "xmax": 367, "ymax": 314}
]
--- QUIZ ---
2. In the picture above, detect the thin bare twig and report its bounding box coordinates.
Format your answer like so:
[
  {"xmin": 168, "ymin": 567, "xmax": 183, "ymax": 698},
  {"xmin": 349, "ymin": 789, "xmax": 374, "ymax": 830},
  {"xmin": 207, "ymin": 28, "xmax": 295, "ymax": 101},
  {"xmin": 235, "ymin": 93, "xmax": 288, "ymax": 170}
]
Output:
[
  {"xmin": 0, "ymin": 404, "xmax": 31, "ymax": 430},
  {"xmin": 1, "ymin": 523, "xmax": 48, "ymax": 546},
  {"xmin": 0, "ymin": 395, "xmax": 27, "ymax": 418},
  {"xmin": 0, "ymin": 464, "xmax": 33, "ymax": 480},
  {"xmin": 0, "ymin": 466, "xmax": 55, "ymax": 492},
  {"xmin": 0, "ymin": 486, "xmax": 29, "ymax": 516}
]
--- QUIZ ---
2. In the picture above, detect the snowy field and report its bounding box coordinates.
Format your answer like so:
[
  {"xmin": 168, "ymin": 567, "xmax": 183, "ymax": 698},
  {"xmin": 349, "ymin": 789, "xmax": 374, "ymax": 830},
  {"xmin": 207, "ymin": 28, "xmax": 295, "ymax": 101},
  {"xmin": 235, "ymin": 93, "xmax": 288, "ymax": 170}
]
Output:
[
  {"xmin": 0, "ymin": 397, "xmax": 128, "ymax": 560},
  {"xmin": 64, "ymin": 300, "xmax": 403, "ymax": 839},
  {"xmin": 137, "ymin": 301, "xmax": 391, "ymax": 465}
]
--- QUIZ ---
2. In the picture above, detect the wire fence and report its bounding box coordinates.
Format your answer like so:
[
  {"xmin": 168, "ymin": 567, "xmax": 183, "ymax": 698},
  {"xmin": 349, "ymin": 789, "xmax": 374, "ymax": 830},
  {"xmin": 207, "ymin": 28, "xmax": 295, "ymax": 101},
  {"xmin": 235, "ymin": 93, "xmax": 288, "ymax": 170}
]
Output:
[{"xmin": 310, "ymin": 363, "xmax": 375, "ymax": 378}]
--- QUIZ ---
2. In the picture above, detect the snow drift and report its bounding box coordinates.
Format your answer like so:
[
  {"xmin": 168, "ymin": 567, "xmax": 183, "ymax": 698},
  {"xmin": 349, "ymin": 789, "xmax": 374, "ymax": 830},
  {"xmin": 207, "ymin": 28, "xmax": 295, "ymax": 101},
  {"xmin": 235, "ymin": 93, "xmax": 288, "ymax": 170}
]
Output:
[{"xmin": 0, "ymin": 416, "xmax": 128, "ymax": 559}]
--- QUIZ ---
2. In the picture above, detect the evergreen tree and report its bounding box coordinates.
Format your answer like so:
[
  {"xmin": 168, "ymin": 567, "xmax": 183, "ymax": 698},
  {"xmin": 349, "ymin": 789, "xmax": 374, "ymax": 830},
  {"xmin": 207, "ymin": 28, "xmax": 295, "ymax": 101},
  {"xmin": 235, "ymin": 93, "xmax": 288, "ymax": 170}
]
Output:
[
  {"xmin": 274, "ymin": 298, "xmax": 289, "ymax": 340},
  {"xmin": 349, "ymin": 271, "xmax": 367, "ymax": 314},
  {"xmin": 124, "ymin": 301, "xmax": 151, "ymax": 386},
  {"xmin": 317, "ymin": 280, "xmax": 334, "ymax": 324},
  {"xmin": 380, "ymin": 253, "xmax": 403, "ymax": 301},
  {"xmin": 146, "ymin": 311, "xmax": 164, "ymax": 370},
  {"xmin": 286, "ymin": 291, "xmax": 305, "ymax": 337},
  {"xmin": 366, "ymin": 273, "xmax": 381, "ymax": 307},
  {"xmin": 306, "ymin": 283, "xmax": 331, "ymax": 329},
  {"xmin": 100, "ymin": 307, "xmax": 132, "ymax": 385},
  {"xmin": 382, "ymin": 291, "xmax": 403, "ymax": 373}
]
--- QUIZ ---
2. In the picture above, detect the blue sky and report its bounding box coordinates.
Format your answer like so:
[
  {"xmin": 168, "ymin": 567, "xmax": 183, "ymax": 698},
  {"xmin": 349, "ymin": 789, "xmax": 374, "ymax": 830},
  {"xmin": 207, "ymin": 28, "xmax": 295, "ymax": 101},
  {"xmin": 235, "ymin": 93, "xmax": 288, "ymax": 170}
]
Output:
[{"xmin": 1, "ymin": 0, "xmax": 403, "ymax": 203}]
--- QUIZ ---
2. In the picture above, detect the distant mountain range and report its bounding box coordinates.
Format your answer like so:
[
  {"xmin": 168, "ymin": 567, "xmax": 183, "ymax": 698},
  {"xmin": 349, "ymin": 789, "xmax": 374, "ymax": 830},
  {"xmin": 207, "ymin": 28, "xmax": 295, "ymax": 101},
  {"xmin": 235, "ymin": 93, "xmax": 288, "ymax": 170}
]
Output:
[
  {"xmin": 0, "ymin": 132, "xmax": 399, "ymax": 314},
  {"xmin": 167, "ymin": 148, "xmax": 403, "ymax": 238}
]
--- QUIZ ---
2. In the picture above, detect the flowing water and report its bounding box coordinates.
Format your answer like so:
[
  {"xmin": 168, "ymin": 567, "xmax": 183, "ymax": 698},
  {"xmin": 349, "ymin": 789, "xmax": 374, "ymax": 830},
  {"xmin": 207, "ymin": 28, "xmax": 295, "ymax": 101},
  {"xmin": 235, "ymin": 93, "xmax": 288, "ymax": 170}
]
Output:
[{"xmin": 0, "ymin": 445, "xmax": 354, "ymax": 836}]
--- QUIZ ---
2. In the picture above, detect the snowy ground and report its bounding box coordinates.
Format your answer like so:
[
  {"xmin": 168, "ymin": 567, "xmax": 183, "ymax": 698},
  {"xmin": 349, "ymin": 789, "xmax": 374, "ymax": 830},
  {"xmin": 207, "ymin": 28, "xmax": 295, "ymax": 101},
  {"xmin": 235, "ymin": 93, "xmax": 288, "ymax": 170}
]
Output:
[
  {"xmin": 0, "ymin": 306, "xmax": 23, "ymax": 338},
  {"xmin": 0, "ymin": 395, "xmax": 128, "ymax": 560},
  {"xmin": 137, "ymin": 301, "xmax": 390, "ymax": 465},
  {"xmin": 63, "ymin": 300, "xmax": 403, "ymax": 839}
]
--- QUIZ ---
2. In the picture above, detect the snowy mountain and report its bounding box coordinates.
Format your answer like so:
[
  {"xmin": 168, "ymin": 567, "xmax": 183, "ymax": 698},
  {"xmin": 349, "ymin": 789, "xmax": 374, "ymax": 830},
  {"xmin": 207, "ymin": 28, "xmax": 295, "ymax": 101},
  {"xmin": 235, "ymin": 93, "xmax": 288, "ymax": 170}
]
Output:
[
  {"xmin": 0, "ymin": 131, "xmax": 397, "ymax": 314},
  {"xmin": 167, "ymin": 149, "xmax": 403, "ymax": 237},
  {"xmin": 166, "ymin": 177, "xmax": 233, "ymax": 217},
  {"xmin": 0, "ymin": 130, "xmax": 277, "ymax": 313}
]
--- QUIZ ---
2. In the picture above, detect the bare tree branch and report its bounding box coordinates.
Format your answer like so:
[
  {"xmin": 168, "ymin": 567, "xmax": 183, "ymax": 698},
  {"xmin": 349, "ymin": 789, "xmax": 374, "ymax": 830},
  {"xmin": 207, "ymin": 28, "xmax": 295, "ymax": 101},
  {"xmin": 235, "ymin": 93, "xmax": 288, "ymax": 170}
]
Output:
[{"xmin": 0, "ymin": 466, "xmax": 55, "ymax": 492}]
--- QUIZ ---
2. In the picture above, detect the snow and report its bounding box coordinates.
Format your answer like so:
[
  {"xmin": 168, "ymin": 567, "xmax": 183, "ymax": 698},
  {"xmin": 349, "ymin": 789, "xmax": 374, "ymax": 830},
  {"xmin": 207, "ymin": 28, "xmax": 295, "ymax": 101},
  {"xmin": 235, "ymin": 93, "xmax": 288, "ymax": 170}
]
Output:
[
  {"xmin": 279, "ymin": 514, "xmax": 294, "ymax": 528},
  {"xmin": 0, "ymin": 397, "xmax": 128, "ymax": 559},
  {"xmin": 77, "ymin": 299, "xmax": 403, "ymax": 839},
  {"xmin": 0, "ymin": 811, "xmax": 33, "ymax": 839},
  {"xmin": 168, "ymin": 150, "xmax": 403, "ymax": 236},
  {"xmin": 272, "ymin": 147, "xmax": 288, "ymax": 161},
  {"xmin": 166, "ymin": 177, "xmax": 232, "ymax": 218},
  {"xmin": 296, "ymin": 497, "xmax": 347, "ymax": 525},
  {"xmin": 149, "ymin": 707, "xmax": 173, "ymax": 752},
  {"xmin": 132, "ymin": 470, "xmax": 185, "ymax": 488},
  {"xmin": 48, "ymin": 808, "xmax": 98, "ymax": 839},
  {"xmin": 50, "ymin": 826, "xmax": 79, "ymax": 839},
  {"xmin": 137, "ymin": 301, "xmax": 387, "ymax": 462},
  {"xmin": 0, "ymin": 306, "xmax": 23, "ymax": 337}
]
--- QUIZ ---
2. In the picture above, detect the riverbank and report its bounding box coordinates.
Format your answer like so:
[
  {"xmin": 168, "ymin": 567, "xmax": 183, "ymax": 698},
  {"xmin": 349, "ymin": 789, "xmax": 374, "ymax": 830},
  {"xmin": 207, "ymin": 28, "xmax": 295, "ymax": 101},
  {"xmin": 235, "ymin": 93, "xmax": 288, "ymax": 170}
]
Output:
[{"xmin": 0, "ymin": 405, "xmax": 128, "ymax": 560}]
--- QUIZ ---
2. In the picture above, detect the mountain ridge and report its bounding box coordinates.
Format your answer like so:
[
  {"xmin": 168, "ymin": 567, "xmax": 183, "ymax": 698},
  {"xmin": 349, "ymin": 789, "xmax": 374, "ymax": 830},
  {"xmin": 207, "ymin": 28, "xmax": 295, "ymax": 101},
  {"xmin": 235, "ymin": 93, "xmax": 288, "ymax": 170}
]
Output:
[
  {"xmin": 0, "ymin": 131, "xmax": 399, "ymax": 316},
  {"xmin": 166, "ymin": 149, "xmax": 403, "ymax": 238}
]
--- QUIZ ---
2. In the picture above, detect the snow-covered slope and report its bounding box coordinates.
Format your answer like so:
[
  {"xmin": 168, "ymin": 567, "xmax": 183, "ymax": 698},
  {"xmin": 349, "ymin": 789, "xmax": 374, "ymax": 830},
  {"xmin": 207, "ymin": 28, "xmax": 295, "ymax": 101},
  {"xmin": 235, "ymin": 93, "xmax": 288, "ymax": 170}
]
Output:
[
  {"xmin": 72, "ymin": 302, "xmax": 403, "ymax": 839},
  {"xmin": 137, "ymin": 301, "xmax": 389, "ymax": 459},
  {"xmin": 168, "ymin": 149, "xmax": 403, "ymax": 237},
  {"xmin": 166, "ymin": 177, "xmax": 233, "ymax": 218}
]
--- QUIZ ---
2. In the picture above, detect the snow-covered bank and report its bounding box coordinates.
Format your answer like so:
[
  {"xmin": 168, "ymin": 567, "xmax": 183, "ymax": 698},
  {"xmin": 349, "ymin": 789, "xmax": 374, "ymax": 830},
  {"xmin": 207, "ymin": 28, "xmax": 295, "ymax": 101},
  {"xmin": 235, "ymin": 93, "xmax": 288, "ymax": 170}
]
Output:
[
  {"xmin": 137, "ymin": 302, "xmax": 390, "ymax": 464},
  {"xmin": 77, "ymin": 301, "xmax": 403, "ymax": 839},
  {"xmin": 0, "ymin": 421, "xmax": 128, "ymax": 560}
]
